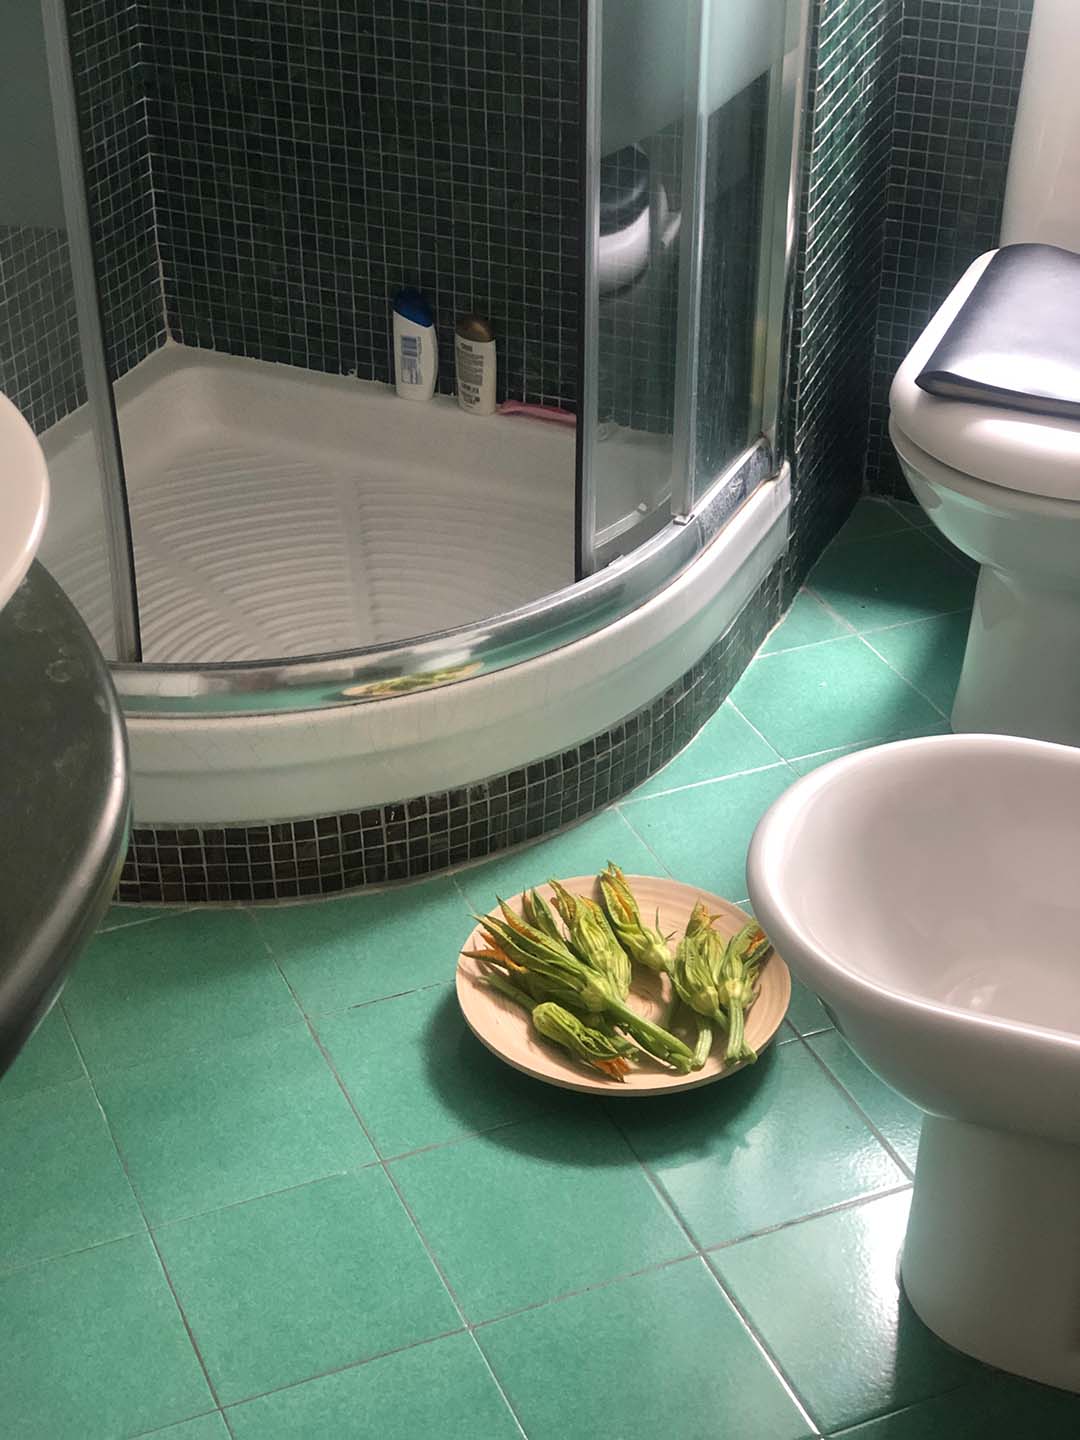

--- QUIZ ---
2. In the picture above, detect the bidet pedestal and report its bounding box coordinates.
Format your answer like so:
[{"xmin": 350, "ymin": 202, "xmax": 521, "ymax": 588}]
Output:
[
  {"xmin": 951, "ymin": 566, "xmax": 1080, "ymax": 745},
  {"xmin": 901, "ymin": 1114, "xmax": 1080, "ymax": 1393}
]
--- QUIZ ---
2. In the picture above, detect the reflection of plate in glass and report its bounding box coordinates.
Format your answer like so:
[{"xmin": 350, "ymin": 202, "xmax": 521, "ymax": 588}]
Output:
[
  {"xmin": 456, "ymin": 874, "xmax": 791, "ymax": 1096},
  {"xmin": 340, "ymin": 661, "xmax": 484, "ymax": 700}
]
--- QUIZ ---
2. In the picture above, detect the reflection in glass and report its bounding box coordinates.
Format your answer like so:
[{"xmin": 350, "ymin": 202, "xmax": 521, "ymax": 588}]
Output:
[
  {"xmin": 0, "ymin": 2, "xmax": 131, "ymax": 658},
  {"xmin": 582, "ymin": 0, "xmax": 792, "ymax": 567}
]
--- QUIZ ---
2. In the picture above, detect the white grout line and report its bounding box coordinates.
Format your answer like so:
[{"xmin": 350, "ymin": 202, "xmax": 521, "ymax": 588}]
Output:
[
  {"xmin": 608, "ymin": 803, "xmax": 675, "ymax": 879},
  {"xmin": 779, "ymin": 724, "xmax": 950, "ymax": 776},
  {"xmin": 96, "ymin": 906, "xmax": 192, "ymax": 933},
  {"xmin": 606, "ymin": 1108, "xmax": 825, "ymax": 1438},
  {"xmin": 703, "ymin": 1181, "xmax": 915, "ymax": 1255},
  {"xmin": 792, "ymin": 1031, "xmax": 916, "ymax": 1182},
  {"xmin": 859, "ymin": 605, "xmax": 972, "ymax": 637},
  {"xmin": 855, "ymin": 633, "xmax": 952, "ymax": 722},
  {"xmin": 617, "ymin": 759, "xmax": 789, "ymax": 807},
  {"xmin": 217, "ymin": 1326, "xmax": 472, "ymax": 1421},
  {"xmin": 726, "ymin": 698, "xmax": 787, "ymax": 764},
  {"xmin": 263, "ymin": 947, "xmax": 531, "ymax": 1438}
]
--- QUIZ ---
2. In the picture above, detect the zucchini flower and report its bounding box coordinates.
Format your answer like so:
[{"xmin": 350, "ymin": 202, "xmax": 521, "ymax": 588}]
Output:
[
  {"xmin": 531, "ymin": 1002, "xmax": 636, "ymax": 1081},
  {"xmin": 482, "ymin": 972, "xmax": 636, "ymax": 1081},
  {"xmin": 718, "ymin": 921, "xmax": 772, "ymax": 1064},
  {"xmin": 598, "ymin": 862, "xmax": 673, "ymax": 974},
  {"xmin": 671, "ymin": 903, "xmax": 727, "ymax": 1021},
  {"xmin": 672, "ymin": 909, "xmax": 771, "ymax": 1066},
  {"xmin": 470, "ymin": 904, "xmax": 694, "ymax": 1072},
  {"xmin": 548, "ymin": 879, "xmax": 633, "ymax": 999},
  {"xmin": 520, "ymin": 887, "xmax": 564, "ymax": 944}
]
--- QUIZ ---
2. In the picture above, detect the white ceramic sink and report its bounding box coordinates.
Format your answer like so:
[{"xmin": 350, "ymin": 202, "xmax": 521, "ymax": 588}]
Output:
[{"xmin": 0, "ymin": 393, "xmax": 49, "ymax": 612}]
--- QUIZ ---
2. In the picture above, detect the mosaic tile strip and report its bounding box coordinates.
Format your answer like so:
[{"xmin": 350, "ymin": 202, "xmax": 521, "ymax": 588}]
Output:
[
  {"xmin": 66, "ymin": 0, "xmax": 165, "ymax": 381},
  {"xmin": 115, "ymin": 566, "xmax": 783, "ymax": 903},
  {"xmin": 866, "ymin": 0, "xmax": 1033, "ymax": 496},
  {"xmin": 0, "ymin": 226, "xmax": 85, "ymax": 435}
]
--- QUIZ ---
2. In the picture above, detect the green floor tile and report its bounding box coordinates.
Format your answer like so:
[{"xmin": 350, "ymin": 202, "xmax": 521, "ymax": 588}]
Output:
[
  {"xmin": 809, "ymin": 1033, "xmax": 922, "ymax": 1173},
  {"xmin": 832, "ymin": 499, "xmax": 915, "ymax": 545},
  {"xmin": 807, "ymin": 530, "xmax": 974, "ymax": 632},
  {"xmin": 479, "ymin": 1257, "xmax": 811, "ymax": 1440},
  {"xmin": 761, "ymin": 591, "xmax": 851, "ymax": 653},
  {"xmin": 731, "ymin": 638, "xmax": 943, "ymax": 759},
  {"xmin": 831, "ymin": 1372, "xmax": 1080, "ymax": 1438},
  {"xmin": 615, "ymin": 1041, "xmax": 905, "ymax": 1247},
  {"xmin": 711, "ymin": 1191, "xmax": 981, "ymax": 1433},
  {"xmin": 252, "ymin": 877, "xmax": 467, "ymax": 1014},
  {"xmin": 156, "ymin": 1171, "xmax": 459, "ymax": 1405},
  {"xmin": 228, "ymin": 1331, "xmax": 520, "ymax": 1439},
  {"xmin": 630, "ymin": 701, "xmax": 780, "ymax": 797},
  {"xmin": 785, "ymin": 975, "xmax": 834, "ymax": 1035},
  {"xmin": 1, "ymin": 1006, "xmax": 83, "ymax": 1101},
  {"xmin": 455, "ymin": 807, "xmax": 665, "ymax": 913},
  {"xmin": 787, "ymin": 726, "xmax": 951, "ymax": 775},
  {"xmin": 390, "ymin": 1110, "xmax": 690, "ymax": 1321},
  {"xmin": 0, "ymin": 1078, "xmax": 143, "ymax": 1270},
  {"xmin": 146, "ymin": 1415, "xmax": 231, "ymax": 1439},
  {"xmin": 96, "ymin": 1023, "xmax": 373, "ymax": 1223},
  {"xmin": 863, "ymin": 612, "xmax": 970, "ymax": 712},
  {"xmin": 0, "ymin": 1234, "xmax": 211, "ymax": 1440},
  {"xmin": 620, "ymin": 765, "xmax": 793, "ymax": 898},
  {"xmin": 317, "ymin": 984, "xmax": 549, "ymax": 1156},
  {"xmin": 63, "ymin": 910, "xmax": 299, "ymax": 1074}
]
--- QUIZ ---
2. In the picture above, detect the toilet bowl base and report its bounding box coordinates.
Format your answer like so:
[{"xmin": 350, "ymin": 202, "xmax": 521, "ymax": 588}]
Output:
[
  {"xmin": 952, "ymin": 566, "xmax": 1080, "ymax": 744},
  {"xmin": 901, "ymin": 1114, "xmax": 1080, "ymax": 1393}
]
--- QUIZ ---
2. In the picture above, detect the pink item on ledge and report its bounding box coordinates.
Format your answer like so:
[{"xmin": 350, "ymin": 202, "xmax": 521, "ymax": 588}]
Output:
[{"xmin": 497, "ymin": 401, "xmax": 577, "ymax": 426}]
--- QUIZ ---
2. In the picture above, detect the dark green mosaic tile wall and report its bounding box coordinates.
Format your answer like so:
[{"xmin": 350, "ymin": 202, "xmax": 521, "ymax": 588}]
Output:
[
  {"xmin": 867, "ymin": 0, "xmax": 1033, "ymax": 496},
  {"xmin": 0, "ymin": 226, "xmax": 84, "ymax": 435},
  {"xmin": 67, "ymin": 0, "xmax": 166, "ymax": 380},
  {"xmin": 784, "ymin": 0, "xmax": 901, "ymax": 595},
  {"xmin": 144, "ymin": 0, "xmax": 580, "ymax": 409}
]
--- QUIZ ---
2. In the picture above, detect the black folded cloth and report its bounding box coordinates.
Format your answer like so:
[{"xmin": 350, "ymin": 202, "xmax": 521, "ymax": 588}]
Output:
[{"xmin": 917, "ymin": 243, "xmax": 1080, "ymax": 421}]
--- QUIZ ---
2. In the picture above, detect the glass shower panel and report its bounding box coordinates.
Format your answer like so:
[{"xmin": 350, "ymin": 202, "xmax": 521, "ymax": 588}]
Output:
[
  {"xmin": 579, "ymin": 0, "xmax": 692, "ymax": 574},
  {"xmin": 581, "ymin": 0, "xmax": 803, "ymax": 565},
  {"xmin": 0, "ymin": 0, "xmax": 137, "ymax": 660},
  {"xmin": 691, "ymin": 1, "xmax": 788, "ymax": 499}
]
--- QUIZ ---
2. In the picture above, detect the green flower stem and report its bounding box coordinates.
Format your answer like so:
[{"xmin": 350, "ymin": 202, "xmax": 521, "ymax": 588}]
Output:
[{"xmin": 607, "ymin": 998, "xmax": 694, "ymax": 1073}]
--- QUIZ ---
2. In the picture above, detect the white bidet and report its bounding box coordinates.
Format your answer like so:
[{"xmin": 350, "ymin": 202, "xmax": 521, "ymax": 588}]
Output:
[{"xmin": 747, "ymin": 734, "xmax": 1080, "ymax": 1392}]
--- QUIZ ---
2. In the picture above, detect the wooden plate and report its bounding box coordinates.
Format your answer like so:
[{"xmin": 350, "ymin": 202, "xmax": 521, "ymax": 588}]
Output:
[{"xmin": 456, "ymin": 874, "xmax": 790, "ymax": 1095}]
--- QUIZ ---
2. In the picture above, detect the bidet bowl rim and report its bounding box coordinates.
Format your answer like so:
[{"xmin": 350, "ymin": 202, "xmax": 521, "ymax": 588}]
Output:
[{"xmin": 746, "ymin": 732, "xmax": 1080, "ymax": 1056}]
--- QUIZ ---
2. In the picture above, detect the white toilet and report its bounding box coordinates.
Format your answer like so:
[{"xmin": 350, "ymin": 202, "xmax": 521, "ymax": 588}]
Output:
[
  {"xmin": 889, "ymin": 0, "xmax": 1080, "ymax": 746},
  {"xmin": 746, "ymin": 732, "xmax": 1080, "ymax": 1392}
]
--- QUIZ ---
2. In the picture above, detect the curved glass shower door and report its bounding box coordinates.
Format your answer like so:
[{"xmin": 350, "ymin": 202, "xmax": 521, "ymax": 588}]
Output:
[{"xmin": 579, "ymin": 0, "xmax": 804, "ymax": 572}]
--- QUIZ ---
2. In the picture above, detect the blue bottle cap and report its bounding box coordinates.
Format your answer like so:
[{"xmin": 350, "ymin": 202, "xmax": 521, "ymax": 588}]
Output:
[{"xmin": 392, "ymin": 288, "xmax": 434, "ymax": 327}]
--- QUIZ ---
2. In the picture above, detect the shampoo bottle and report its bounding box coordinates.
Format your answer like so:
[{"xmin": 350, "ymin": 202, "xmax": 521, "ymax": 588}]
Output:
[
  {"xmin": 392, "ymin": 289, "xmax": 438, "ymax": 401},
  {"xmin": 455, "ymin": 315, "xmax": 496, "ymax": 416}
]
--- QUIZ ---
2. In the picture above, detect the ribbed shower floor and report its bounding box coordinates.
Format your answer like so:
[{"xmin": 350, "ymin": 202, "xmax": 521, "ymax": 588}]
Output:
[{"xmin": 41, "ymin": 345, "xmax": 577, "ymax": 663}]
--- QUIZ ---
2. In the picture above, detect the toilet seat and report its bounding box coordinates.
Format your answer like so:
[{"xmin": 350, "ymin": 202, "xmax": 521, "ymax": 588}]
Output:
[{"xmin": 890, "ymin": 250, "xmax": 1080, "ymax": 502}]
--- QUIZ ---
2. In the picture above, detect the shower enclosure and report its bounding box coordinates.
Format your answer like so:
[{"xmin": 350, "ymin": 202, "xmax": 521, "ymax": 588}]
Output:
[{"xmin": 4, "ymin": 0, "xmax": 809, "ymax": 898}]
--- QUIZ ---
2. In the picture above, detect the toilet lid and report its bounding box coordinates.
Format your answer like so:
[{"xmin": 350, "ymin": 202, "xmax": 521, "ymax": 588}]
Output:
[{"xmin": 890, "ymin": 250, "xmax": 1080, "ymax": 501}]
